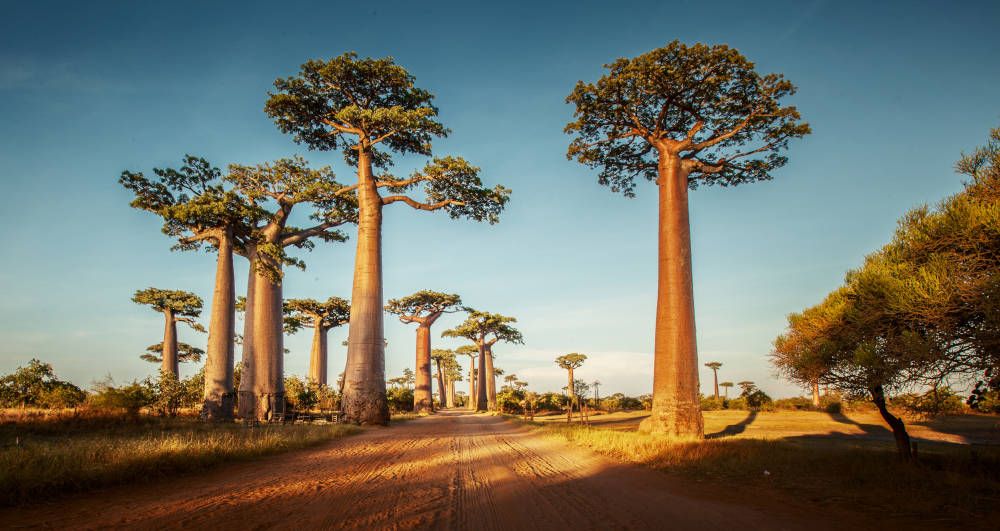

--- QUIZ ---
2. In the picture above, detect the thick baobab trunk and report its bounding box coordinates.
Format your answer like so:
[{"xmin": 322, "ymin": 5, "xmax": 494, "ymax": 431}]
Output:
[
  {"xmin": 811, "ymin": 380, "xmax": 821, "ymax": 408},
  {"xmin": 871, "ymin": 385, "xmax": 913, "ymax": 461},
  {"xmin": 237, "ymin": 256, "xmax": 257, "ymax": 419},
  {"xmin": 712, "ymin": 369, "xmax": 719, "ymax": 399},
  {"xmin": 468, "ymin": 358, "xmax": 477, "ymax": 410},
  {"xmin": 202, "ymin": 233, "xmax": 236, "ymax": 421},
  {"xmin": 485, "ymin": 348, "xmax": 497, "ymax": 411},
  {"xmin": 161, "ymin": 309, "xmax": 179, "ymax": 378},
  {"xmin": 308, "ymin": 319, "xmax": 328, "ymax": 385},
  {"xmin": 476, "ymin": 344, "xmax": 488, "ymax": 412},
  {"xmin": 641, "ymin": 153, "xmax": 704, "ymax": 438},
  {"xmin": 434, "ymin": 358, "xmax": 447, "ymax": 409},
  {"xmin": 447, "ymin": 378, "xmax": 456, "ymax": 408},
  {"xmin": 252, "ymin": 266, "xmax": 284, "ymax": 422},
  {"xmin": 342, "ymin": 150, "xmax": 389, "ymax": 425},
  {"xmin": 413, "ymin": 325, "xmax": 433, "ymax": 414}
]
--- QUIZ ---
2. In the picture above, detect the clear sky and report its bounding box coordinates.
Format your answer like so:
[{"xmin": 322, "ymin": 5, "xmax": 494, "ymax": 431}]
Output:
[{"xmin": 1, "ymin": 0, "xmax": 998, "ymax": 398}]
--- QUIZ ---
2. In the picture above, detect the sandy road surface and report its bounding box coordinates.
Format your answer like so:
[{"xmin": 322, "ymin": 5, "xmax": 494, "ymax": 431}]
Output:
[{"xmin": 4, "ymin": 411, "xmax": 847, "ymax": 530}]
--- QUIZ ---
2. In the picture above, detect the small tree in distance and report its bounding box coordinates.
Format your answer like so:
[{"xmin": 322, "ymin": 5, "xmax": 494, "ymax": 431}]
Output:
[
  {"xmin": 705, "ymin": 361, "xmax": 722, "ymax": 398},
  {"xmin": 566, "ymin": 41, "xmax": 810, "ymax": 438},
  {"xmin": 555, "ymin": 353, "xmax": 587, "ymax": 422},
  {"xmin": 133, "ymin": 288, "xmax": 205, "ymax": 379},
  {"xmin": 284, "ymin": 296, "xmax": 351, "ymax": 386}
]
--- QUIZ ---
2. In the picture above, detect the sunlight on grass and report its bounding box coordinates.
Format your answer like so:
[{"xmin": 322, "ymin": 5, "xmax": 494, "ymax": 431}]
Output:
[{"xmin": 0, "ymin": 414, "xmax": 358, "ymax": 505}]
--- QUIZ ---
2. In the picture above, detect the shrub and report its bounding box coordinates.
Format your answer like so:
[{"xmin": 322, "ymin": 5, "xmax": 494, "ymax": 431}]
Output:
[
  {"xmin": 726, "ymin": 397, "xmax": 748, "ymax": 410},
  {"xmin": 496, "ymin": 388, "xmax": 525, "ymax": 413},
  {"xmin": 537, "ymin": 392, "xmax": 567, "ymax": 411},
  {"xmin": 773, "ymin": 396, "xmax": 813, "ymax": 410},
  {"xmin": 892, "ymin": 387, "xmax": 967, "ymax": 417},
  {"xmin": 37, "ymin": 382, "xmax": 87, "ymax": 409},
  {"xmin": 386, "ymin": 386, "xmax": 414, "ymax": 413},
  {"xmin": 88, "ymin": 377, "xmax": 155, "ymax": 416},
  {"xmin": 0, "ymin": 359, "xmax": 86, "ymax": 409},
  {"xmin": 700, "ymin": 395, "xmax": 725, "ymax": 411}
]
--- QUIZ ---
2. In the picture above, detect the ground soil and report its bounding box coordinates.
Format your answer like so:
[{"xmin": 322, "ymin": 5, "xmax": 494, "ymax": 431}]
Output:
[{"xmin": 1, "ymin": 411, "xmax": 869, "ymax": 530}]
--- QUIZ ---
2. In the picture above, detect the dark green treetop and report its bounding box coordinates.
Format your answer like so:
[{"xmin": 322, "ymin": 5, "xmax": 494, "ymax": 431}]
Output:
[{"xmin": 283, "ymin": 296, "xmax": 352, "ymax": 333}]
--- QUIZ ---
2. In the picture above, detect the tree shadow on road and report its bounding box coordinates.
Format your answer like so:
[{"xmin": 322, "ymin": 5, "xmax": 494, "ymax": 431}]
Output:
[
  {"xmin": 825, "ymin": 411, "xmax": 892, "ymax": 438},
  {"xmin": 705, "ymin": 411, "xmax": 757, "ymax": 439}
]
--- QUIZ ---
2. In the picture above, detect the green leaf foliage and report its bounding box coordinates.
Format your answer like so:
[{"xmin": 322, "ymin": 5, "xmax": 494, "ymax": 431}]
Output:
[
  {"xmin": 441, "ymin": 309, "xmax": 524, "ymax": 346},
  {"xmin": 385, "ymin": 290, "xmax": 462, "ymax": 320},
  {"xmin": 132, "ymin": 288, "xmax": 203, "ymax": 318},
  {"xmin": 283, "ymin": 296, "xmax": 351, "ymax": 334},
  {"xmin": 139, "ymin": 342, "xmax": 205, "ymax": 364}
]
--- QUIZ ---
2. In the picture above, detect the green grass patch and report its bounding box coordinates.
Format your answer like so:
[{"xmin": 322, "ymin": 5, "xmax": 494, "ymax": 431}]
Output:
[{"xmin": 0, "ymin": 411, "xmax": 358, "ymax": 506}]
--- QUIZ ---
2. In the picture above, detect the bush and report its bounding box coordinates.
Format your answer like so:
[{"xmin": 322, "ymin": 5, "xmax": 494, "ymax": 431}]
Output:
[
  {"xmin": 0, "ymin": 359, "xmax": 86, "ymax": 409},
  {"xmin": 496, "ymin": 388, "xmax": 525, "ymax": 413},
  {"xmin": 700, "ymin": 395, "xmax": 725, "ymax": 411},
  {"xmin": 37, "ymin": 382, "xmax": 87, "ymax": 409},
  {"xmin": 773, "ymin": 396, "xmax": 813, "ymax": 411},
  {"xmin": 88, "ymin": 377, "xmax": 155, "ymax": 416},
  {"xmin": 537, "ymin": 392, "xmax": 567, "ymax": 411},
  {"xmin": 893, "ymin": 387, "xmax": 967, "ymax": 417},
  {"xmin": 386, "ymin": 386, "xmax": 414, "ymax": 413},
  {"xmin": 726, "ymin": 397, "xmax": 748, "ymax": 410}
]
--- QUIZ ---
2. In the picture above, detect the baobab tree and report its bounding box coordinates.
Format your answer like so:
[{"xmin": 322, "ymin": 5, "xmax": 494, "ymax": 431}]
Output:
[
  {"xmin": 456, "ymin": 345, "xmax": 478, "ymax": 410},
  {"xmin": 592, "ymin": 380, "xmax": 602, "ymax": 408},
  {"xmin": 265, "ymin": 53, "xmax": 511, "ymax": 424},
  {"xmin": 140, "ymin": 342, "xmax": 203, "ymax": 365},
  {"xmin": 566, "ymin": 41, "xmax": 810, "ymax": 437},
  {"xmin": 121, "ymin": 156, "xmax": 263, "ymax": 420},
  {"xmin": 227, "ymin": 157, "xmax": 357, "ymax": 421},
  {"xmin": 490, "ymin": 367, "xmax": 505, "ymax": 409},
  {"xmin": 443, "ymin": 355, "xmax": 463, "ymax": 407},
  {"xmin": 132, "ymin": 288, "xmax": 205, "ymax": 379},
  {"xmin": 705, "ymin": 361, "xmax": 723, "ymax": 398},
  {"xmin": 284, "ymin": 297, "xmax": 351, "ymax": 385},
  {"xmin": 720, "ymin": 381, "xmax": 734, "ymax": 398},
  {"xmin": 442, "ymin": 311, "xmax": 523, "ymax": 412},
  {"xmin": 555, "ymin": 353, "xmax": 587, "ymax": 421},
  {"xmin": 430, "ymin": 348, "xmax": 455, "ymax": 408},
  {"xmin": 386, "ymin": 291, "xmax": 463, "ymax": 414}
]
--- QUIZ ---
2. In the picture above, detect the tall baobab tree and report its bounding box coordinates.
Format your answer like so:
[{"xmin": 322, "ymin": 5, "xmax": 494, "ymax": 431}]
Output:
[
  {"xmin": 456, "ymin": 345, "xmax": 478, "ymax": 410},
  {"xmin": 720, "ymin": 381, "xmax": 734, "ymax": 398},
  {"xmin": 555, "ymin": 353, "xmax": 587, "ymax": 421},
  {"xmin": 386, "ymin": 291, "xmax": 463, "ymax": 414},
  {"xmin": 444, "ymin": 357, "xmax": 462, "ymax": 407},
  {"xmin": 430, "ymin": 348, "xmax": 455, "ymax": 408},
  {"xmin": 140, "ymin": 343, "xmax": 203, "ymax": 368},
  {"xmin": 705, "ymin": 361, "xmax": 723, "ymax": 398},
  {"xmin": 132, "ymin": 288, "xmax": 205, "ymax": 379},
  {"xmin": 265, "ymin": 53, "xmax": 511, "ymax": 425},
  {"xmin": 121, "ymin": 156, "xmax": 263, "ymax": 421},
  {"xmin": 592, "ymin": 380, "xmax": 601, "ymax": 408},
  {"xmin": 489, "ymin": 366, "xmax": 505, "ymax": 409},
  {"xmin": 443, "ymin": 311, "xmax": 524, "ymax": 412},
  {"xmin": 227, "ymin": 157, "xmax": 357, "ymax": 421},
  {"xmin": 565, "ymin": 41, "xmax": 810, "ymax": 437},
  {"xmin": 284, "ymin": 297, "xmax": 351, "ymax": 385}
]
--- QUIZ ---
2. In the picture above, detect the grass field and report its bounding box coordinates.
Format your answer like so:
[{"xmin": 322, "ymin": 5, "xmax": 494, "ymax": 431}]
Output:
[
  {"xmin": 519, "ymin": 409, "xmax": 1000, "ymax": 527},
  {"xmin": 0, "ymin": 409, "xmax": 359, "ymax": 506}
]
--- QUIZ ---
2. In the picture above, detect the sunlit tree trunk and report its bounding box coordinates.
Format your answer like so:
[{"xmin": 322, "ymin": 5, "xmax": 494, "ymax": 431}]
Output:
[
  {"xmin": 485, "ymin": 347, "xmax": 496, "ymax": 411},
  {"xmin": 252, "ymin": 261, "xmax": 284, "ymax": 422},
  {"xmin": 413, "ymin": 325, "xmax": 433, "ymax": 414},
  {"xmin": 643, "ymin": 152, "xmax": 704, "ymax": 438},
  {"xmin": 434, "ymin": 357, "xmax": 446, "ymax": 409},
  {"xmin": 446, "ymin": 378, "xmax": 455, "ymax": 408},
  {"xmin": 342, "ymin": 149, "xmax": 389, "ymax": 424},
  {"xmin": 468, "ymin": 358, "xmax": 477, "ymax": 410},
  {"xmin": 237, "ymin": 255, "xmax": 257, "ymax": 419},
  {"xmin": 162, "ymin": 308, "xmax": 178, "ymax": 378},
  {"xmin": 202, "ymin": 231, "xmax": 235, "ymax": 421},
  {"xmin": 811, "ymin": 380, "xmax": 821, "ymax": 408},
  {"xmin": 308, "ymin": 317, "xmax": 328, "ymax": 385},
  {"xmin": 567, "ymin": 366, "xmax": 575, "ymax": 422},
  {"xmin": 711, "ymin": 368, "xmax": 719, "ymax": 398},
  {"xmin": 476, "ymin": 344, "xmax": 488, "ymax": 412}
]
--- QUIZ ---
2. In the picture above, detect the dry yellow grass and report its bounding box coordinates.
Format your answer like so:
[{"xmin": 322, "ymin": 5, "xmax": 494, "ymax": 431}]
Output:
[
  {"xmin": 517, "ymin": 411, "xmax": 1000, "ymax": 527},
  {"xmin": 0, "ymin": 410, "xmax": 358, "ymax": 505}
]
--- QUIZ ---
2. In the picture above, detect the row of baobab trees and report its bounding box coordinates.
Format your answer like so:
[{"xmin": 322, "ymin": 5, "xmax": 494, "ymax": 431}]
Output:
[{"xmin": 122, "ymin": 40, "xmax": 811, "ymax": 436}]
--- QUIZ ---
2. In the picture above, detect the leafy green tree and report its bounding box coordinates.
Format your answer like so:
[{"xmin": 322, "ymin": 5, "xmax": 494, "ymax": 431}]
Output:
[
  {"xmin": 442, "ymin": 310, "xmax": 524, "ymax": 412},
  {"xmin": 132, "ymin": 288, "xmax": 205, "ymax": 379},
  {"xmin": 566, "ymin": 41, "xmax": 809, "ymax": 438},
  {"xmin": 719, "ymin": 381, "xmax": 734, "ymax": 398},
  {"xmin": 265, "ymin": 53, "xmax": 511, "ymax": 425},
  {"xmin": 386, "ymin": 290, "xmax": 463, "ymax": 413},
  {"xmin": 121, "ymin": 156, "xmax": 264, "ymax": 421},
  {"xmin": 555, "ymin": 353, "xmax": 587, "ymax": 421},
  {"xmin": 284, "ymin": 296, "xmax": 351, "ymax": 386},
  {"xmin": 139, "ymin": 342, "xmax": 204, "ymax": 364},
  {"xmin": 443, "ymin": 355, "xmax": 463, "ymax": 407},
  {"xmin": 0, "ymin": 359, "xmax": 85, "ymax": 409},
  {"xmin": 226, "ymin": 157, "xmax": 356, "ymax": 422}
]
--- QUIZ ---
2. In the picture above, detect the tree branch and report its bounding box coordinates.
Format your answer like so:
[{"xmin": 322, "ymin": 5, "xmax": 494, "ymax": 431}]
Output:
[{"xmin": 381, "ymin": 195, "xmax": 463, "ymax": 211}]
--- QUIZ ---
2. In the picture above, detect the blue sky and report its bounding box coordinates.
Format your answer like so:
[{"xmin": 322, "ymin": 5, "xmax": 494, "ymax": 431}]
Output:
[{"xmin": 1, "ymin": 0, "xmax": 998, "ymax": 398}]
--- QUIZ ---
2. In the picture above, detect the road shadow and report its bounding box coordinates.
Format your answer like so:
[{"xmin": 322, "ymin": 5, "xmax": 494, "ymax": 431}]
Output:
[
  {"xmin": 825, "ymin": 411, "xmax": 892, "ymax": 438},
  {"xmin": 706, "ymin": 411, "xmax": 757, "ymax": 439}
]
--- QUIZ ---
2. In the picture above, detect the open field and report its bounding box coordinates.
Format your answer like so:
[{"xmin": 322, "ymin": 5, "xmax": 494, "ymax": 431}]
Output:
[
  {"xmin": 522, "ymin": 409, "xmax": 1000, "ymax": 527},
  {"xmin": 0, "ymin": 409, "xmax": 358, "ymax": 506}
]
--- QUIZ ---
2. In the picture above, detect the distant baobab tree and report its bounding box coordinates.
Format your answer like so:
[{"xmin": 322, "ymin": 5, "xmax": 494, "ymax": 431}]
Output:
[
  {"xmin": 719, "ymin": 381, "xmax": 734, "ymax": 398},
  {"xmin": 592, "ymin": 380, "xmax": 601, "ymax": 407},
  {"xmin": 284, "ymin": 297, "xmax": 351, "ymax": 386},
  {"xmin": 140, "ymin": 342, "xmax": 203, "ymax": 365},
  {"xmin": 565, "ymin": 41, "xmax": 810, "ymax": 437},
  {"xmin": 738, "ymin": 381, "xmax": 755, "ymax": 396},
  {"xmin": 456, "ymin": 345, "xmax": 478, "ymax": 410},
  {"xmin": 132, "ymin": 288, "xmax": 205, "ymax": 379},
  {"xmin": 266, "ymin": 53, "xmax": 511, "ymax": 425},
  {"xmin": 443, "ymin": 311, "xmax": 523, "ymax": 412},
  {"xmin": 430, "ymin": 348, "xmax": 455, "ymax": 408},
  {"xmin": 555, "ymin": 353, "xmax": 587, "ymax": 421},
  {"xmin": 386, "ymin": 291, "xmax": 463, "ymax": 414},
  {"xmin": 705, "ymin": 361, "xmax": 723, "ymax": 398},
  {"xmin": 121, "ymin": 156, "xmax": 262, "ymax": 421}
]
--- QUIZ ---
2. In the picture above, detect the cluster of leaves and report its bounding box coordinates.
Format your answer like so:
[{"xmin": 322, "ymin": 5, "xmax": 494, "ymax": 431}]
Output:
[
  {"xmin": 284, "ymin": 375, "xmax": 339, "ymax": 411},
  {"xmin": 284, "ymin": 296, "xmax": 351, "ymax": 333},
  {"xmin": 386, "ymin": 386, "xmax": 414, "ymax": 413},
  {"xmin": 773, "ymin": 127, "xmax": 1000, "ymax": 413},
  {"xmin": 88, "ymin": 370, "xmax": 203, "ymax": 417},
  {"xmin": 0, "ymin": 359, "xmax": 86, "ymax": 409}
]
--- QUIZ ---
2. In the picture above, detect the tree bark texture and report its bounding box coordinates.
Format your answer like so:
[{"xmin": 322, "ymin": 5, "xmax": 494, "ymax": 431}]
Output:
[
  {"xmin": 202, "ymin": 233, "xmax": 236, "ymax": 421},
  {"xmin": 712, "ymin": 368, "xmax": 719, "ymax": 399},
  {"xmin": 641, "ymin": 153, "xmax": 704, "ymax": 438},
  {"xmin": 468, "ymin": 358, "xmax": 477, "ymax": 411},
  {"xmin": 871, "ymin": 385, "xmax": 913, "ymax": 461},
  {"xmin": 413, "ymin": 325, "xmax": 434, "ymax": 414},
  {"xmin": 252, "ymin": 264, "xmax": 284, "ymax": 422},
  {"xmin": 435, "ymin": 358, "xmax": 446, "ymax": 409},
  {"xmin": 308, "ymin": 319, "xmax": 329, "ymax": 385},
  {"xmin": 446, "ymin": 378, "xmax": 455, "ymax": 408},
  {"xmin": 341, "ymin": 150, "xmax": 389, "ymax": 425},
  {"xmin": 811, "ymin": 381, "xmax": 821, "ymax": 408},
  {"xmin": 476, "ymin": 344, "xmax": 488, "ymax": 412},
  {"xmin": 161, "ymin": 309, "xmax": 178, "ymax": 378},
  {"xmin": 485, "ymin": 347, "xmax": 496, "ymax": 411},
  {"xmin": 237, "ymin": 255, "xmax": 257, "ymax": 419}
]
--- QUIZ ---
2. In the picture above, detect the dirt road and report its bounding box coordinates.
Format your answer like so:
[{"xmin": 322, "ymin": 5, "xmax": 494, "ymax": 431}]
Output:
[{"xmin": 4, "ymin": 411, "xmax": 844, "ymax": 530}]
